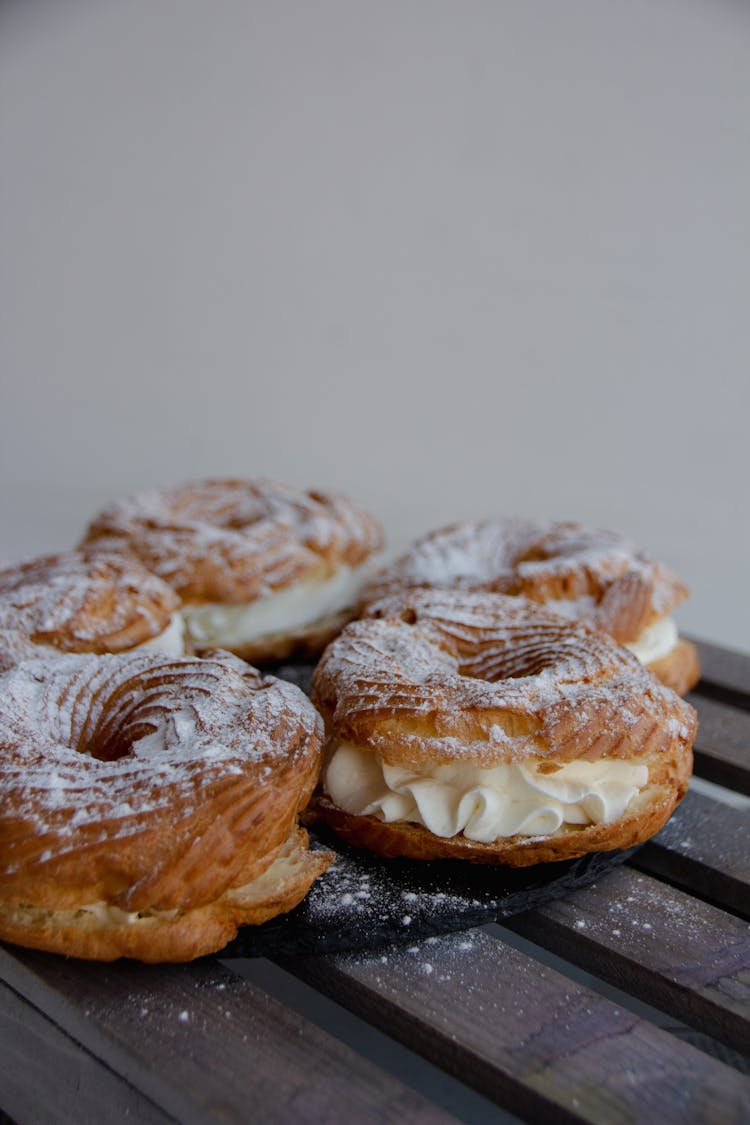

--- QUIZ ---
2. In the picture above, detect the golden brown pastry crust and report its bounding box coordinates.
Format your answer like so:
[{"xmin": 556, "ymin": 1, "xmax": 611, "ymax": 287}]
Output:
[
  {"xmin": 0, "ymin": 827, "xmax": 330, "ymax": 962},
  {"xmin": 361, "ymin": 519, "xmax": 697, "ymax": 692},
  {"xmin": 81, "ymin": 478, "xmax": 384, "ymax": 605},
  {"xmin": 0, "ymin": 650, "xmax": 329, "ymax": 960},
  {"xmin": 315, "ymin": 590, "xmax": 697, "ymax": 769},
  {"xmin": 646, "ymin": 638, "xmax": 700, "ymax": 697},
  {"xmin": 0, "ymin": 549, "xmax": 182, "ymax": 672},
  {"xmin": 80, "ymin": 478, "xmax": 383, "ymax": 663},
  {"xmin": 310, "ymin": 589, "xmax": 697, "ymax": 863}
]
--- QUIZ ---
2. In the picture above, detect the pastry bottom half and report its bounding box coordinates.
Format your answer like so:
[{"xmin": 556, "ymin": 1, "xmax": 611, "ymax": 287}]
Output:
[
  {"xmin": 305, "ymin": 744, "xmax": 692, "ymax": 867},
  {"xmin": 0, "ymin": 826, "xmax": 330, "ymax": 962},
  {"xmin": 647, "ymin": 637, "xmax": 700, "ymax": 697}
]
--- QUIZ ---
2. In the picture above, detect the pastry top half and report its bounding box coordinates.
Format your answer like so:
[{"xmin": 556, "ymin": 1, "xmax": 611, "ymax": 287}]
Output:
[
  {"xmin": 0, "ymin": 649, "xmax": 329, "ymax": 959},
  {"xmin": 310, "ymin": 589, "xmax": 696, "ymax": 865},
  {"xmin": 0, "ymin": 549, "xmax": 184, "ymax": 672}
]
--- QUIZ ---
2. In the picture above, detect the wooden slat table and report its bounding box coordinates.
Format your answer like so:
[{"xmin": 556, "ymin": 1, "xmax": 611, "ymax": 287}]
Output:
[{"xmin": 2, "ymin": 638, "xmax": 749, "ymax": 1124}]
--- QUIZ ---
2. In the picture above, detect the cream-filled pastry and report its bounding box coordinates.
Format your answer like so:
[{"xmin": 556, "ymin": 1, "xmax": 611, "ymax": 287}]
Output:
[
  {"xmin": 361, "ymin": 518, "xmax": 699, "ymax": 695},
  {"xmin": 81, "ymin": 478, "xmax": 384, "ymax": 663},
  {"xmin": 309, "ymin": 589, "xmax": 696, "ymax": 866},
  {"xmin": 0, "ymin": 549, "xmax": 186, "ymax": 672},
  {"xmin": 0, "ymin": 650, "xmax": 330, "ymax": 961}
]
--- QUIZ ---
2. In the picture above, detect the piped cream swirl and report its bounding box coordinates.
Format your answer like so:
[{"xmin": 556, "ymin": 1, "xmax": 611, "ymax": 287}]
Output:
[{"xmin": 324, "ymin": 743, "xmax": 649, "ymax": 842}]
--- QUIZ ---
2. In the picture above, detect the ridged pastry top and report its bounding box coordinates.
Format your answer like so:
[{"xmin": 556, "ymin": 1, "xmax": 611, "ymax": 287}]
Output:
[
  {"xmin": 81, "ymin": 478, "xmax": 384, "ymax": 604},
  {"xmin": 0, "ymin": 650, "xmax": 323, "ymax": 913},
  {"xmin": 313, "ymin": 588, "xmax": 696, "ymax": 768},
  {"xmin": 0, "ymin": 550, "xmax": 181, "ymax": 672},
  {"xmin": 362, "ymin": 519, "xmax": 688, "ymax": 644}
]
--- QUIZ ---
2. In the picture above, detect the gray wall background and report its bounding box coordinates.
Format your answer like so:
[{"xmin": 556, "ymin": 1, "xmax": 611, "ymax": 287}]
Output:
[{"xmin": 1, "ymin": 0, "xmax": 748, "ymax": 650}]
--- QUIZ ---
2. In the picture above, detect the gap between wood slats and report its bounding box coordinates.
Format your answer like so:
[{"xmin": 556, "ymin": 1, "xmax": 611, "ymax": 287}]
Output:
[
  {"xmin": 502, "ymin": 864, "xmax": 750, "ymax": 1058},
  {"xmin": 279, "ymin": 927, "xmax": 750, "ymax": 1124},
  {"xmin": 692, "ymin": 639, "xmax": 750, "ymax": 707},
  {"xmin": 256, "ymin": 908, "xmax": 748, "ymax": 1098},
  {"xmin": 688, "ymin": 693, "xmax": 750, "ymax": 796},
  {"xmin": 0, "ymin": 980, "xmax": 173, "ymax": 1125},
  {"xmin": 690, "ymin": 776, "xmax": 750, "ymax": 812},
  {"xmin": 633, "ymin": 789, "xmax": 749, "ymax": 921},
  {"xmin": 486, "ymin": 924, "xmax": 750, "ymax": 1078},
  {"xmin": 0, "ymin": 948, "xmax": 456, "ymax": 1125},
  {"xmin": 693, "ymin": 681, "xmax": 750, "ymax": 715},
  {"xmin": 229, "ymin": 956, "xmax": 520, "ymax": 1125}
]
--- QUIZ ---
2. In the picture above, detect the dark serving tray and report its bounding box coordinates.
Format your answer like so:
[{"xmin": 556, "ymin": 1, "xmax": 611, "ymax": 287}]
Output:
[{"xmin": 221, "ymin": 827, "xmax": 639, "ymax": 958}]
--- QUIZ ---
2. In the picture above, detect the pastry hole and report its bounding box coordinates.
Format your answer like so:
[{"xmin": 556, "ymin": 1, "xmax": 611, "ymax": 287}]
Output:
[
  {"xmin": 458, "ymin": 651, "xmax": 560, "ymax": 682},
  {"xmin": 79, "ymin": 738, "xmax": 136, "ymax": 762},
  {"xmin": 77, "ymin": 721, "xmax": 158, "ymax": 762}
]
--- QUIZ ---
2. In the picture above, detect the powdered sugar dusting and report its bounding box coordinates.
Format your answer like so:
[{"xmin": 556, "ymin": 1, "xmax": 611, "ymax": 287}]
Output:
[
  {"xmin": 0, "ymin": 650, "xmax": 323, "ymax": 880},
  {"xmin": 292, "ymin": 841, "xmax": 501, "ymax": 930},
  {"xmin": 314, "ymin": 589, "xmax": 696, "ymax": 766},
  {"xmin": 0, "ymin": 550, "xmax": 180, "ymax": 671},
  {"xmin": 226, "ymin": 825, "xmax": 633, "ymax": 958},
  {"xmin": 362, "ymin": 518, "xmax": 688, "ymax": 644},
  {"xmin": 81, "ymin": 479, "xmax": 384, "ymax": 603}
]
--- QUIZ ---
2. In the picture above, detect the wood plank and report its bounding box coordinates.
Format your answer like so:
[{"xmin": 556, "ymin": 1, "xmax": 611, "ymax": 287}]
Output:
[
  {"xmin": 281, "ymin": 928, "xmax": 750, "ymax": 1124},
  {"xmin": 693, "ymin": 639, "xmax": 750, "ymax": 704},
  {"xmin": 505, "ymin": 865, "xmax": 750, "ymax": 1057},
  {"xmin": 0, "ymin": 947, "xmax": 455, "ymax": 1125},
  {"xmin": 689, "ymin": 694, "xmax": 750, "ymax": 795},
  {"xmin": 633, "ymin": 790, "xmax": 749, "ymax": 920},
  {"xmin": 0, "ymin": 980, "xmax": 172, "ymax": 1125}
]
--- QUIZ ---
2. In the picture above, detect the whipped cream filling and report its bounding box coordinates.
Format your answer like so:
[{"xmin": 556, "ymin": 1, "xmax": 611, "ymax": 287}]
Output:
[
  {"xmin": 184, "ymin": 562, "xmax": 373, "ymax": 648},
  {"xmin": 134, "ymin": 612, "xmax": 186, "ymax": 656},
  {"xmin": 27, "ymin": 844, "xmax": 290, "ymax": 927},
  {"xmin": 625, "ymin": 616, "xmax": 678, "ymax": 665},
  {"xmin": 71, "ymin": 899, "xmax": 180, "ymax": 925},
  {"xmin": 324, "ymin": 743, "xmax": 649, "ymax": 842}
]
